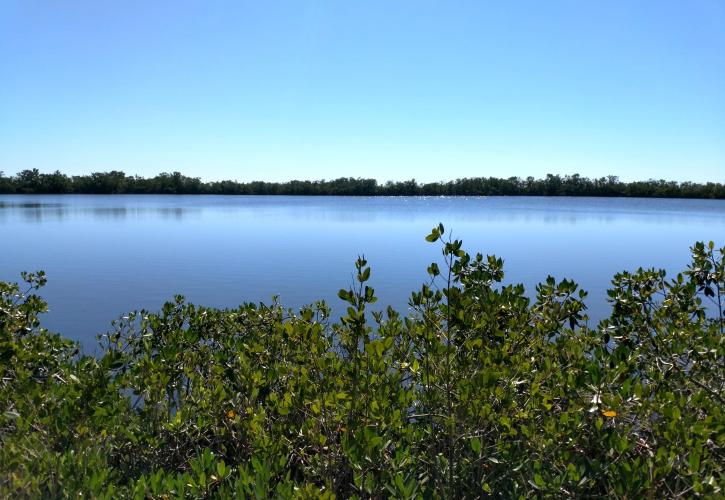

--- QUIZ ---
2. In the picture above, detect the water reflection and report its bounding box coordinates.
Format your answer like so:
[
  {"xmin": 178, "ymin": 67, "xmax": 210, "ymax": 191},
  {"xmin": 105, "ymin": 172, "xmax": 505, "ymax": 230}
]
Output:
[
  {"xmin": 0, "ymin": 195, "xmax": 722, "ymax": 226},
  {"xmin": 91, "ymin": 207, "xmax": 128, "ymax": 219},
  {"xmin": 0, "ymin": 201, "xmax": 195, "ymax": 222},
  {"xmin": 19, "ymin": 206, "xmax": 66, "ymax": 222},
  {"xmin": 0, "ymin": 201, "xmax": 64, "ymax": 208}
]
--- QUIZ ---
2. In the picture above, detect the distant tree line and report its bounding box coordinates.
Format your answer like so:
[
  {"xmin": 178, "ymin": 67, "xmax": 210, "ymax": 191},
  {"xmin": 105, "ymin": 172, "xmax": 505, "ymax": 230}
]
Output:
[{"xmin": 0, "ymin": 169, "xmax": 723, "ymax": 198}]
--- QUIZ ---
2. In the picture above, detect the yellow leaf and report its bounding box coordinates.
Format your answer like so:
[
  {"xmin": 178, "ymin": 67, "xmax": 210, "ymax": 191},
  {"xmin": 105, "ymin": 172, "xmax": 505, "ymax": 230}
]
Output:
[
  {"xmin": 226, "ymin": 410, "xmax": 236, "ymax": 419},
  {"xmin": 602, "ymin": 410, "xmax": 617, "ymax": 418}
]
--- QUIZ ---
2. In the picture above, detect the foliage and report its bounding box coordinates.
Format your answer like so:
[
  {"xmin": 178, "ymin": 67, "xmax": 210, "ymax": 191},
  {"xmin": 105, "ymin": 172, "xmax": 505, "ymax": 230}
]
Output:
[
  {"xmin": 1, "ymin": 230, "xmax": 723, "ymax": 498},
  {"xmin": 1, "ymin": 169, "xmax": 724, "ymax": 198}
]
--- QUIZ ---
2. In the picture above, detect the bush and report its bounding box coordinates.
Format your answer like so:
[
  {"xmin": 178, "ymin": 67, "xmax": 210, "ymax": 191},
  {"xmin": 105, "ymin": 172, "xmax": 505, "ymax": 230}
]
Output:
[{"xmin": 1, "ymin": 228, "xmax": 723, "ymax": 498}]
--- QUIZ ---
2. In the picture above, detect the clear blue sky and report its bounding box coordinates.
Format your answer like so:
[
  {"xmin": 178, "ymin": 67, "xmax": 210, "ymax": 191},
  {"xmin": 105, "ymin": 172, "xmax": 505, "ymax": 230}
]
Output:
[{"xmin": 1, "ymin": 1, "xmax": 723, "ymax": 183}]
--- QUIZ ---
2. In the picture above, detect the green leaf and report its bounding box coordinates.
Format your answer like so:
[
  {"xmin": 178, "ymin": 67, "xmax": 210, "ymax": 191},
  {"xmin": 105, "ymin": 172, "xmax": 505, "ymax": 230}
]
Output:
[
  {"xmin": 358, "ymin": 267, "xmax": 371, "ymax": 282},
  {"xmin": 534, "ymin": 473, "xmax": 545, "ymax": 488},
  {"xmin": 689, "ymin": 451, "xmax": 701, "ymax": 472}
]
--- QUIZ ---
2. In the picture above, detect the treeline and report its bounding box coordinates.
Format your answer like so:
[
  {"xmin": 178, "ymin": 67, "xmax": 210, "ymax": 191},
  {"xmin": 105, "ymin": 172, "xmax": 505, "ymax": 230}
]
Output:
[{"xmin": 1, "ymin": 169, "xmax": 724, "ymax": 198}]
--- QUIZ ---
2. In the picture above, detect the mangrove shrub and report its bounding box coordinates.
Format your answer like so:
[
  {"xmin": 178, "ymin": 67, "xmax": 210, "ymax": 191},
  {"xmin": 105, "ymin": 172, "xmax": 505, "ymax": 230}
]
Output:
[{"xmin": 0, "ymin": 229, "xmax": 723, "ymax": 498}]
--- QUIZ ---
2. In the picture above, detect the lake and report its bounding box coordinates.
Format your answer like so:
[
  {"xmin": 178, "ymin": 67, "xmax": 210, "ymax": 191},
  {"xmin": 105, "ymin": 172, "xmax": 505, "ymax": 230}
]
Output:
[{"xmin": 1, "ymin": 194, "xmax": 724, "ymax": 351}]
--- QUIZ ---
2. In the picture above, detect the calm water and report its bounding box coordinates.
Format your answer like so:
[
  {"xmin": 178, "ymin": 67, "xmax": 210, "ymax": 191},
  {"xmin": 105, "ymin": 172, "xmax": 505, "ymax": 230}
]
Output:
[{"xmin": 2, "ymin": 195, "xmax": 724, "ymax": 351}]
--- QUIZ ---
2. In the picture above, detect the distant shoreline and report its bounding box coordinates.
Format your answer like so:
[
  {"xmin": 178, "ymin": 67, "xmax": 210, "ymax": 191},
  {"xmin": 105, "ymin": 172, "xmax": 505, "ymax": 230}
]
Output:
[
  {"xmin": 3, "ymin": 193, "xmax": 724, "ymax": 200},
  {"xmin": 2, "ymin": 170, "xmax": 723, "ymax": 199}
]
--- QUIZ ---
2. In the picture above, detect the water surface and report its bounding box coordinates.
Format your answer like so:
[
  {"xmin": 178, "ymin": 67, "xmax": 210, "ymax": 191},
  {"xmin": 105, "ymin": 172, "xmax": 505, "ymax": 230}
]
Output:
[{"xmin": 2, "ymin": 195, "xmax": 724, "ymax": 350}]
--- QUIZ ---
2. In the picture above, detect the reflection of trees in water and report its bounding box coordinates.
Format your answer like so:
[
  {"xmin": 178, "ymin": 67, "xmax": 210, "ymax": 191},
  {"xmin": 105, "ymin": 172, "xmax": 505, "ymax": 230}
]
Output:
[
  {"xmin": 0, "ymin": 201, "xmax": 70, "ymax": 222},
  {"xmin": 158, "ymin": 207, "xmax": 185, "ymax": 219},
  {"xmin": 91, "ymin": 208, "xmax": 128, "ymax": 219},
  {"xmin": 89, "ymin": 207, "xmax": 188, "ymax": 220},
  {"xmin": 20, "ymin": 206, "xmax": 67, "ymax": 222},
  {"xmin": 0, "ymin": 203, "xmax": 191, "ymax": 222},
  {"xmin": 1, "ymin": 196, "xmax": 723, "ymax": 228},
  {"xmin": 0, "ymin": 202, "xmax": 64, "ymax": 208}
]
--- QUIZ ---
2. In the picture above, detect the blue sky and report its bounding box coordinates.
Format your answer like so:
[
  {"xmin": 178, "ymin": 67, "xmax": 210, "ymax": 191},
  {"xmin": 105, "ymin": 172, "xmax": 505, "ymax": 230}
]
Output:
[{"xmin": 1, "ymin": 1, "xmax": 723, "ymax": 182}]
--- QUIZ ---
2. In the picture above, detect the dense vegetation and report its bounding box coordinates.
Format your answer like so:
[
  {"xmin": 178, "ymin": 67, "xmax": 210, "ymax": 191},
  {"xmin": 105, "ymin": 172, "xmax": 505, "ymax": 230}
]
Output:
[
  {"xmin": 1, "ymin": 228, "xmax": 723, "ymax": 498},
  {"xmin": 1, "ymin": 169, "xmax": 724, "ymax": 198}
]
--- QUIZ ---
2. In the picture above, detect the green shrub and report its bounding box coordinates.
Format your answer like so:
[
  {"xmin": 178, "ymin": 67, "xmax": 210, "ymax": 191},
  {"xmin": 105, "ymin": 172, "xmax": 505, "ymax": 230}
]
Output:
[{"xmin": 1, "ymin": 228, "xmax": 723, "ymax": 498}]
